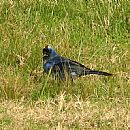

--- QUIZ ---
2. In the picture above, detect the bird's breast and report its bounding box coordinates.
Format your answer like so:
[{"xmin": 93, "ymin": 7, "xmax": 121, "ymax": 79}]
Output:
[{"xmin": 43, "ymin": 62, "xmax": 53, "ymax": 73}]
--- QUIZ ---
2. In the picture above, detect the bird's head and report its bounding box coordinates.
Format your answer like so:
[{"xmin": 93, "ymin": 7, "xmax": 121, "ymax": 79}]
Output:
[{"xmin": 43, "ymin": 45, "xmax": 58, "ymax": 58}]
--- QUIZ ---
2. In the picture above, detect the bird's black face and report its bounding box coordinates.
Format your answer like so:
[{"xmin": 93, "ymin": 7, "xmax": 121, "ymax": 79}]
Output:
[{"xmin": 43, "ymin": 46, "xmax": 51, "ymax": 56}]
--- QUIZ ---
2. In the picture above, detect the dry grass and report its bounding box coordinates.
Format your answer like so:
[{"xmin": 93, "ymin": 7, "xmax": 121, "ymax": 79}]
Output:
[{"xmin": 0, "ymin": 93, "xmax": 130, "ymax": 129}]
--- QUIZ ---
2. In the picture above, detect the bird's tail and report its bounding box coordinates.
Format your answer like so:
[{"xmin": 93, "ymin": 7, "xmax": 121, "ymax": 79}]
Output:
[{"xmin": 85, "ymin": 70, "xmax": 112, "ymax": 76}]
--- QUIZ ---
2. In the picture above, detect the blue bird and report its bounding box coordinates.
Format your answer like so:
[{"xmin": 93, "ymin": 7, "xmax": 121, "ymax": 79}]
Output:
[{"xmin": 43, "ymin": 45, "xmax": 112, "ymax": 80}]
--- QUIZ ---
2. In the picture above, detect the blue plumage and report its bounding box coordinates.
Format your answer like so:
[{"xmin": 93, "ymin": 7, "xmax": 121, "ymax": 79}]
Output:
[{"xmin": 43, "ymin": 45, "xmax": 112, "ymax": 80}]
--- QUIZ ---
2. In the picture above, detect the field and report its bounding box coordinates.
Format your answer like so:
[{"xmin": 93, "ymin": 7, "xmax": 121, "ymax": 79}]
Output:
[{"xmin": 0, "ymin": 0, "xmax": 130, "ymax": 129}]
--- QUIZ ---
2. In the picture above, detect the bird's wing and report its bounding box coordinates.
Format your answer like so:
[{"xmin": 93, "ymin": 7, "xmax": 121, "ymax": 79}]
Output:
[
  {"xmin": 51, "ymin": 56, "xmax": 91, "ymax": 77},
  {"xmin": 64, "ymin": 58, "xmax": 91, "ymax": 77}
]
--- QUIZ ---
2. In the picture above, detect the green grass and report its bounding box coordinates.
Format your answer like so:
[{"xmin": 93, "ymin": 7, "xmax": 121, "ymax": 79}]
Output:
[{"xmin": 0, "ymin": 0, "xmax": 130, "ymax": 129}]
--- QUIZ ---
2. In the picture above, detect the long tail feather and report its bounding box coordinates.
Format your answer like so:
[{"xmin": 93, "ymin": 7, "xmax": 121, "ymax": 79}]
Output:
[{"xmin": 85, "ymin": 70, "xmax": 112, "ymax": 76}]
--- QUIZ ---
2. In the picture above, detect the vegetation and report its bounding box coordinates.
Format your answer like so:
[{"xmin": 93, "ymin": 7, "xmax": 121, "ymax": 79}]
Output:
[{"xmin": 0, "ymin": 0, "xmax": 130, "ymax": 129}]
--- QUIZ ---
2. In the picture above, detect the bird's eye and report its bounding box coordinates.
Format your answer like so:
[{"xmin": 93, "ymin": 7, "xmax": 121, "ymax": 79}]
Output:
[{"xmin": 43, "ymin": 48, "xmax": 51, "ymax": 56}]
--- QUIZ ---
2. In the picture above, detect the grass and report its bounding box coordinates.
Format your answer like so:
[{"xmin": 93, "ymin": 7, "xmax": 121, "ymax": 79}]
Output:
[
  {"xmin": 0, "ymin": 95, "xmax": 130, "ymax": 129},
  {"xmin": 0, "ymin": 0, "xmax": 130, "ymax": 129}
]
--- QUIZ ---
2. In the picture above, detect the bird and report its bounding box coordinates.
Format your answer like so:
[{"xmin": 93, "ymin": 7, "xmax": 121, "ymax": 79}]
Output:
[{"xmin": 43, "ymin": 45, "xmax": 112, "ymax": 80}]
